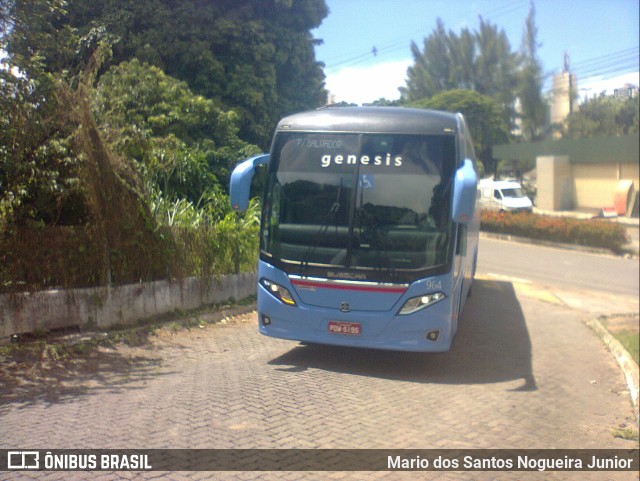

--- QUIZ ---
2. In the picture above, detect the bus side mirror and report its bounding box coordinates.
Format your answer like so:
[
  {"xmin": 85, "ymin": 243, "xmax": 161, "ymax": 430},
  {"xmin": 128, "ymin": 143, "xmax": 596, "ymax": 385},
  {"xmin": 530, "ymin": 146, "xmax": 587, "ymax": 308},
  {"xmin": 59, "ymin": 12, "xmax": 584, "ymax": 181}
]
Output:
[
  {"xmin": 452, "ymin": 158, "xmax": 477, "ymax": 224},
  {"xmin": 230, "ymin": 154, "xmax": 269, "ymax": 212}
]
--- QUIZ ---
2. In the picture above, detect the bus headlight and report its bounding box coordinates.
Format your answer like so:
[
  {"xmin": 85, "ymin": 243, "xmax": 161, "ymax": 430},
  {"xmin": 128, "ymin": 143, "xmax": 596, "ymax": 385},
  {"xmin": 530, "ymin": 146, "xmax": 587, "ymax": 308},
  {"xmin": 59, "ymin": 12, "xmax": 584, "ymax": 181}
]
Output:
[
  {"xmin": 398, "ymin": 292, "xmax": 446, "ymax": 315},
  {"xmin": 260, "ymin": 278, "xmax": 297, "ymax": 306}
]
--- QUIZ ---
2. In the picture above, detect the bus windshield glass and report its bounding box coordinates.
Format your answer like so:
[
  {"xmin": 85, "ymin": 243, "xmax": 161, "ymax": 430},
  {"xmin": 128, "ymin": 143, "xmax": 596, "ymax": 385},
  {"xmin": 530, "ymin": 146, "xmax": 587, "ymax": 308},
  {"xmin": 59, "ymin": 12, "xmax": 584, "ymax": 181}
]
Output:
[{"xmin": 260, "ymin": 132, "xmax": 457, "ymax": 281}]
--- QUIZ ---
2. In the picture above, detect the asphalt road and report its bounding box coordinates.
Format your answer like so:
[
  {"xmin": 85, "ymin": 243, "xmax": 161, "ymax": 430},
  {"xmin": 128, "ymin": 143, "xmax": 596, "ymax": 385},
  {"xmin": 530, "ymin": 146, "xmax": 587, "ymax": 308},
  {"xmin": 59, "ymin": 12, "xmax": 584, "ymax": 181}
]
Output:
[{"xmin": 477, "ymin": 236, "xmax": 639, "ymax": 298}]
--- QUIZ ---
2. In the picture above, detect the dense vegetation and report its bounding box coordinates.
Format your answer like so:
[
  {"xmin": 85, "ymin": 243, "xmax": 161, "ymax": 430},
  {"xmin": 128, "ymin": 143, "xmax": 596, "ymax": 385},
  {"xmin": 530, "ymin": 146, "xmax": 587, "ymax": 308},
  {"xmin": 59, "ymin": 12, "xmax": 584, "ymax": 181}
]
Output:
[
  {"xmin": 564, "ymin": 94, "xmax": 639, "ymax": 138},
  {"xmin": 1, "ymin": 1, "xmax": 635, "ymax": 293},
  {"xmin": 0, "ymin": 0, "xmax": 328, "ymax": 292}
]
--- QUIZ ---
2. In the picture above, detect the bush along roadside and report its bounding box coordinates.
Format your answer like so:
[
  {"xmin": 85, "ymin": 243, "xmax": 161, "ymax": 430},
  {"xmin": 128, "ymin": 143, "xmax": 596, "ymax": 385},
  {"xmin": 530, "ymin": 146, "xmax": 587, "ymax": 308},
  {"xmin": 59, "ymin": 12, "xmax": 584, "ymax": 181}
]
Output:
[{"xmin": 480, "ymin": 210, "xmax": 630, "ymax": 254}]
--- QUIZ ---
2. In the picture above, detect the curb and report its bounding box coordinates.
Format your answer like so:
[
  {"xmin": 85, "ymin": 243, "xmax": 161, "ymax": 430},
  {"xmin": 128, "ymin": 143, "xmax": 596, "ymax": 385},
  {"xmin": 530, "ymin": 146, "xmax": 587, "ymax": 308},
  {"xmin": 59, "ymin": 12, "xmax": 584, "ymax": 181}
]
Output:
[
  {"xmin": 532, "ymin": 208, "xmax": 640, "ymax": 227},
  {"xmin": 586, "ymin": 317, "xmax": 640, "ymax": 426}
]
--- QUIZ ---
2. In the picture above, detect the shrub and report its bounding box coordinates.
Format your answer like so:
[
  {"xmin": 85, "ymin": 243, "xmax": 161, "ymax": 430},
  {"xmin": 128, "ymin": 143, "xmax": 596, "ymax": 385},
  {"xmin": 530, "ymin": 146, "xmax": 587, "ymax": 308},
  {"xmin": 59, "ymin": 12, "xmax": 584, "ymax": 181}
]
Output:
[{"xmin": 480, "ymin": 211, "xmax": 629, "ymax": 253}]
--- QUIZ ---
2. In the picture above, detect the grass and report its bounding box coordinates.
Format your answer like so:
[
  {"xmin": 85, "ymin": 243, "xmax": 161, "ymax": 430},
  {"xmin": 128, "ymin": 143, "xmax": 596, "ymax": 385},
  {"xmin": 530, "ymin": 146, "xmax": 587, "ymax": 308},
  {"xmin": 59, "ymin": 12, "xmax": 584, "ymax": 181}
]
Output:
[
  {"xmin": 599, "ymin": 316, "xmax": 640, "ymax": 366},
  {"xmin": 612, "ymin": 427, "xmax": 639, "ymax": 442},
  {"xmin": 611, "ymin": 330, "xmax": 640, "ymax": 366}
]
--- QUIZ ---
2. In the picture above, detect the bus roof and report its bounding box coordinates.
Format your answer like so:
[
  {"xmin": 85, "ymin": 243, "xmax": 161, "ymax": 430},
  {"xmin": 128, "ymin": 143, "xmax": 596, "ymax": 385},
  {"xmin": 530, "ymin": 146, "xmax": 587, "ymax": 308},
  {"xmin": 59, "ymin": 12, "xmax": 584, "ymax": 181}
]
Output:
[{"xmin": 276, "ymin": 107, "xmax": 461, "ymax": 135}]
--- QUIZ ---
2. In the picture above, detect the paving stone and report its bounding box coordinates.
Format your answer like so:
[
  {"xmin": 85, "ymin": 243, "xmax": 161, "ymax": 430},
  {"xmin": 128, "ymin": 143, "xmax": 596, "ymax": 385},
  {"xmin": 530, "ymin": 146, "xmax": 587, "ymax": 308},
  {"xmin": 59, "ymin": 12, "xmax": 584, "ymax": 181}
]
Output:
[{"xmin": 1, "ymin": 280, "xmax": 637, "ymax": 480}]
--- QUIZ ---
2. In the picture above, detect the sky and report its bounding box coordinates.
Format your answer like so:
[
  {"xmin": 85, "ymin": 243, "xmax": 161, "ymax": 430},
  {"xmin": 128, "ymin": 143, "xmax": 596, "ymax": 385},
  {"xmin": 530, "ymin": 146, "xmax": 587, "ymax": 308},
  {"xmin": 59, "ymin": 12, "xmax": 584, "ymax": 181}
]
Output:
[{"xmin": 312, "ymin": 0, "xmax": 640, "ymax": 105}]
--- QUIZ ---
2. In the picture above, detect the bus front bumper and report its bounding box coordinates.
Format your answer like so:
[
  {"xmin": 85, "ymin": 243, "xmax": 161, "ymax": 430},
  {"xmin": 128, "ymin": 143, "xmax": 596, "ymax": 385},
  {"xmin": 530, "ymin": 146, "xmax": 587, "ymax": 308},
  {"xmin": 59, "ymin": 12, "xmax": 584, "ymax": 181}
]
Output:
[{"xmin": 257, "ymin": 288, "xmax": 456, "ymax": 353}]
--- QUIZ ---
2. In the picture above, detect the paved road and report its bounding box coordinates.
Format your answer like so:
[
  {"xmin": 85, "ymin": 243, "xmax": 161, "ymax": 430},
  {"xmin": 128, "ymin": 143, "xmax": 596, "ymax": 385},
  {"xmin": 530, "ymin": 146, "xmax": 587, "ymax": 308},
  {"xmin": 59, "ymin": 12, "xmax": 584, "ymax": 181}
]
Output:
[
  {"xmin": 478, "ymin": 236, "xmax": 639, "ymax": 298},
  {"xmin": 1, "ymin": 240, "xmax": 638, "ymax": 480},
  {"xmin": 477, "ymin": 237, "xmax": 639, "ymax": 316}
]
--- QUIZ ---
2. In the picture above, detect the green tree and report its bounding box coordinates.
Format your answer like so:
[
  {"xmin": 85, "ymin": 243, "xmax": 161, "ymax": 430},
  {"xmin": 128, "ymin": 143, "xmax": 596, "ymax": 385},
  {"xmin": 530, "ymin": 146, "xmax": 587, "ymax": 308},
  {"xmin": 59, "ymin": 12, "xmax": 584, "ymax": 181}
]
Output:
[
  {"xmin": 401, "ymin": 15, "xmax": 536, "ymax": 134},
  {"xmin": 566, "ymin": 95, "xmax": 639, "ymax": 138},
  {"xmin": 401, "ymin": 18, "xmax": 518, "ymax": 100},
  {"xmin": 474, "ymin": 17, "xmax": 519, "ymax": 129},
  {"xmin": 364, "ymin": 98, "xmax": 402, "ymax": 107},
  {"xmin": 402, "ymin": 19, "xmax": 453, "ymax": 100},
  {"xmin": 91, "ymin": 59, "xmax": 261, "ymax": 202},
  {"xmin": 516, "ymin": 3, "xmax": 546, "ymax": 141},
  {"xmin": 0, "ymin": 0, "xmax": 86, "ymax": 227},
  {"xmin": 447, "ymin": 27, "xmax": 475, "ymax": 91},
  {"xmin": 410, "ymin": 89, "xmax": 509, "ymax": 176},
  {"xmin": 16, "ymin": 0, "xmax": 329, "ymax": 149}
]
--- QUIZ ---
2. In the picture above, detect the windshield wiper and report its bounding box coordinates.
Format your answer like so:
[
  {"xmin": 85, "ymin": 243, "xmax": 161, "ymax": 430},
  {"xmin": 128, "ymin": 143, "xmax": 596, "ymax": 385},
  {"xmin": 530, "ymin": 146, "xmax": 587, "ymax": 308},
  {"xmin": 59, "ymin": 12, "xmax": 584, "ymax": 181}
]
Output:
[{"xmin": 298, "ymin": 178, "xmax": 344, "ymax": 273}]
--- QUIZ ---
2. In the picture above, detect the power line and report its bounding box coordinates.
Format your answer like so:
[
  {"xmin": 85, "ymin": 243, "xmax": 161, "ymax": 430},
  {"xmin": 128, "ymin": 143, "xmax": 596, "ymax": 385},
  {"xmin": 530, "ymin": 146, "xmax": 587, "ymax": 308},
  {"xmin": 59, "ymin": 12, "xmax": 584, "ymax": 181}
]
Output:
[
  {"xmin": 546, "ymin": 62, "xmax": 639, "ymax": 97},
  {"xmin": 321, "ymin": 0, "xmax": 530, "ymax": 72},
  {"xmin": 481, "ymin": 0, "xmax": 529, "ymax": 19},
  {"xmin": 545, "ymin": 46, "xmax": 639, "ymax": 92},
  {"xmin": 569, "ymin": 46, "xmax": 638, "ymax": 69},
  {"xmin": 320, "ymin": 3, "xmax": 638, "ymax": 91}
]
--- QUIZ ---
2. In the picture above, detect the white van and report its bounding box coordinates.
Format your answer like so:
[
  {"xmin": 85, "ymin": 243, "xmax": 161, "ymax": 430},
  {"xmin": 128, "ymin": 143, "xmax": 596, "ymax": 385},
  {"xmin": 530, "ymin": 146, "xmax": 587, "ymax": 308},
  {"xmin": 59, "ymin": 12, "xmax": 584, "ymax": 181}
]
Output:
[{"xmin": 479, "ymin": 179, "xmax": 533, "ymax": 213}]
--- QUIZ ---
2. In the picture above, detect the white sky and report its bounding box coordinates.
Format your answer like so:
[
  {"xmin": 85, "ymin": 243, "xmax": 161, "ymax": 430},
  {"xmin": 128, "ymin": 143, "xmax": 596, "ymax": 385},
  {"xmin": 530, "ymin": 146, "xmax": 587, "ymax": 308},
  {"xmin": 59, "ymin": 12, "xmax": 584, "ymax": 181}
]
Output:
[{"xmin": 325, "ymin": 59, "xmax": 413, "ymax": 105}]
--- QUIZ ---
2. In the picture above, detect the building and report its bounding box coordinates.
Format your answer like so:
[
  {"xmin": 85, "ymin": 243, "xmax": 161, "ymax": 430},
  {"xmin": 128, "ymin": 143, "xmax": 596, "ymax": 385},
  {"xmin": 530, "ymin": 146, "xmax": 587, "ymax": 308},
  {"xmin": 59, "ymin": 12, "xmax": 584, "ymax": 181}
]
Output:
[
  {"xmin": 613, "ymin": 83, "xmax": 639, "ymax": 99},
  {"xmin": 550, "ymin": 71, "xmax": 578, "ymax": 138},
  {"xmin": 493, "ymin": 134, "xmax": 639, "ymax": 215}
]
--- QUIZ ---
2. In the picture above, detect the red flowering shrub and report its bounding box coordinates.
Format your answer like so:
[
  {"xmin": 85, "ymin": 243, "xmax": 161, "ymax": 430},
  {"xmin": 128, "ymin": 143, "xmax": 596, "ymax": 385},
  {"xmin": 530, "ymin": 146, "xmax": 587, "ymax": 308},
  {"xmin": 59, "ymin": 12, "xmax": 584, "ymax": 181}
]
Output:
[{"xmin": 480, "ymin": 211, "xmax": 629, "ymax": 253}]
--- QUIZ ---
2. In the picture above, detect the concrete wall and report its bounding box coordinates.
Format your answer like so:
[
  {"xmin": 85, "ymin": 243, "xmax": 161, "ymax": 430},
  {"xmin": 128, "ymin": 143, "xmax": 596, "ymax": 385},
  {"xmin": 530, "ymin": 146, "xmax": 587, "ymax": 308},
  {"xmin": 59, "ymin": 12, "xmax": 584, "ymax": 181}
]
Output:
[
  {"xmin": 536, "ymin": 155, "xmax": 573, "ymax": 211},
  {"xmin": 495, "ymin": 134, "xmax": 639, "ymax": 214},
  {"xmin": 572, "ymin": 162, "xmax": 639, "ymax": 210},
  {"xmin": 620, "ymin": 162, "xmax": 640, "ymax": 184},
  {"xmin": 0, "ymin": 273, "xmax": 257, "ymax": 339},
  {"xmin": 537, "ymin": 155, "xmax": 639, "ymax": 212}
]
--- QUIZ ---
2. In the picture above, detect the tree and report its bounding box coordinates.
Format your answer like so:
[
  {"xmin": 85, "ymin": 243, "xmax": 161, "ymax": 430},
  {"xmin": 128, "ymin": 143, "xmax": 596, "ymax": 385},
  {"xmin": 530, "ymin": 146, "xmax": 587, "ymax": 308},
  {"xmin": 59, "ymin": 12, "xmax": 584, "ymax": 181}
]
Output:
[
  {"xmin": 401, "ymin": 17, "xmax": 519, "ymax": 126},
  {"xmin": 401, "ymin": 15, "xmax": 544, "ymax": 135},
  {"xmin": 0, "ymin": 0, "xmax": 86, "ymax": 227},
  {"xmin": 364, "ymin": 98, "xmax": 402, "ymax": 107},
  {"xmin": 410, "ymin": 90, "xmax": 509, "ymax": 176},
  {"xmin": 1, "ymin": 0, "xmax": 274, "ymax": 289},
  {"xmin": 566, "ymin": 95, "xmax": 639, "ymax": 138},
  {"xmin": 91, "ymin": 59, "xmax": 261, "ymax": 202},
  {"xmin": 474, "ymin": 17, "xmax": 519, "ymax": 129},
  {"xmin": 516, "ymin": 3, "xmax": 546, "ymax": 141},
  {"xmin": 13, "ymin": 0, "xmax": 329, "ymax": 149},
  {"xmin": 402, "ymin": 19, "xmax": 454, "ymax": 100}
]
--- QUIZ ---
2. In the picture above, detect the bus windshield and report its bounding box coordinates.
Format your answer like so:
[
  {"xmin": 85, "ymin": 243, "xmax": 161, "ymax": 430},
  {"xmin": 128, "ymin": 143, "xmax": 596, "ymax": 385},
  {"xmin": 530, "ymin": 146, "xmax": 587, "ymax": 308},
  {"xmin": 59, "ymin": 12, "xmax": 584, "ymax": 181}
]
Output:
[{"xmin": 260, "ymin": 132, "xmax": 457, "ymax": 282}]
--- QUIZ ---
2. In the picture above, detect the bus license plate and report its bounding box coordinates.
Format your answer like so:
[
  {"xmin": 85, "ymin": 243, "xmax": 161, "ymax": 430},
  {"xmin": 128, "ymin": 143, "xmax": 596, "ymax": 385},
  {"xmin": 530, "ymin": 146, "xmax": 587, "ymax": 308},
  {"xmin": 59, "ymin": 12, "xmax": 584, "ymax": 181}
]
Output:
[{"xmin": 328, "ymin": 321, "xmax": 361, "ymax": 335}]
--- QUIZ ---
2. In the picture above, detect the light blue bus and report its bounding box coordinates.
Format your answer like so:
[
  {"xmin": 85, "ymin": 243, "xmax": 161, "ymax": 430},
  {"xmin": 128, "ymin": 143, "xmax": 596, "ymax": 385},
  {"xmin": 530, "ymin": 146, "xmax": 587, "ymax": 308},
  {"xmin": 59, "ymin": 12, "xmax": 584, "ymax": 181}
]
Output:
[{"xmin": 230, "ymin": 107, "xmax": 479, "ymax": 352}]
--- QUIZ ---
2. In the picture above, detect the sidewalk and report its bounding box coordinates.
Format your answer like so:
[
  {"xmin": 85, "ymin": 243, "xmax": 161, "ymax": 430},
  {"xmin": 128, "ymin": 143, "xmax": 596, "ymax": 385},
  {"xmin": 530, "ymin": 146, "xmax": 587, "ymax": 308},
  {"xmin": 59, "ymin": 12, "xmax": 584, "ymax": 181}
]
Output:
[{"xmin": 484, "ymin": 208, "xmax": 639, "ymax": 423}]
